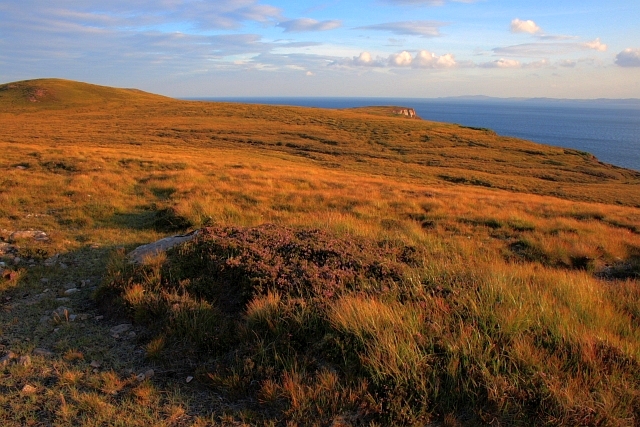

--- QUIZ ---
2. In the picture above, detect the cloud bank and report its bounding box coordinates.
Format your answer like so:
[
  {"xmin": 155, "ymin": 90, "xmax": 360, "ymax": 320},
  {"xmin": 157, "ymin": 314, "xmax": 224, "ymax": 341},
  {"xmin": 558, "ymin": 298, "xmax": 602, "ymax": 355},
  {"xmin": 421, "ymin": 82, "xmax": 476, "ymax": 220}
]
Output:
[
  {"xmin": 337, "ymin": 50, "xmax": 457, "ymax": 68},
  {"xmin": 615, "ymin": 48, "xmax": 640, "ymax": 67},
  {"xmin": 356, "ymin": 21, "xmax": 446, "ymax": 37},
  {"xmin": 277, "ymin": 18, "xmax": 341, "ymax": 32}
]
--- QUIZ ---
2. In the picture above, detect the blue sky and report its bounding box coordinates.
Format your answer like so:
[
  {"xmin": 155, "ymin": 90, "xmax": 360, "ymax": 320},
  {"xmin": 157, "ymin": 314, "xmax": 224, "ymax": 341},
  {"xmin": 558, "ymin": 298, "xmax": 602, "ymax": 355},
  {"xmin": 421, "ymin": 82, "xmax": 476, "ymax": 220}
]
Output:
[{"xmin": 1, "ymin": 0, "xmax": 639, "ymax": 98}]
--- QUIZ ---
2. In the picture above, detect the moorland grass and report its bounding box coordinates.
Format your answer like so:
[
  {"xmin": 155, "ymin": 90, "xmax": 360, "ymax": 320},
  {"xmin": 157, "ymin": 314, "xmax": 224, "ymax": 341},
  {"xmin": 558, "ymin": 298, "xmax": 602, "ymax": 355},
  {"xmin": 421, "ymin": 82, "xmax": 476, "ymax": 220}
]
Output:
[{"xmin": 0, "ymin": 79, "xmax": 639, "ymax": 426}]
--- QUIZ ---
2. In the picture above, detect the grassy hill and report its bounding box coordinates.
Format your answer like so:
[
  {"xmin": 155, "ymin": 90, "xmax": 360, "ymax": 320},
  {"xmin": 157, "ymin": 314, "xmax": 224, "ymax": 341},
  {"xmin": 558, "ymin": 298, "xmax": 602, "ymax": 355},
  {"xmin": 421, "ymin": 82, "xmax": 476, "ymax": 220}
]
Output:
[{"xmin": 0, "ymin": 79, "xmax": 639, "ymax": 426}]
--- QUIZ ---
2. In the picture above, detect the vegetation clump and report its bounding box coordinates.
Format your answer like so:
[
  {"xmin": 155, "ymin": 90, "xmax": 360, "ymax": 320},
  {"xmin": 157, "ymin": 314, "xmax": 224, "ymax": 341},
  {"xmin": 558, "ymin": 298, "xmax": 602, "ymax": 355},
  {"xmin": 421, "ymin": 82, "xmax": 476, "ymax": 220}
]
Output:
[{"xmin": 104, "ymin": 224, "xmax": 640, "ymax": 426}]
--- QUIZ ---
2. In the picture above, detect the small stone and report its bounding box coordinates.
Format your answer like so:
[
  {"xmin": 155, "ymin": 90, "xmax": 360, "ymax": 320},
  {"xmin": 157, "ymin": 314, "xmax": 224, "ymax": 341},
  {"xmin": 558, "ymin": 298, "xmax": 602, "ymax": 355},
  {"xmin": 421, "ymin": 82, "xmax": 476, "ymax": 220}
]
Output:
[
  {"xmin": 21, "ymin": 384, "xmax": 37, "ymax": 394},
  {"xmin": 68, "ymin": 314, "xmax": 77, "ymax": 322},
  {"xmin": 186, "ymin": 376, "xmax": 194, "ymax": 383},
  {"xmin": 33, "ymin": 348, "xmax": 54, "ymax": 357},
  {"xmin": 127, "ymin": 331, "xmax": 136, "ymax": 338},
  {"xmin": 90, "ymin": 360, "xmax": 101, "ymax": 368},
  {"xmin": 10, "ymin": 230, "xmax": 48, "ymax": 242},
  {"xmin": 42, "ymin": 288, "xmax": 50, "ymax": 293},
  {"xmin": 136, "ymin": 373, "xmax": 146, "ymax": 381},
  {"xmin": 18, "ymin": 355, "xmax": 31, "ymax": 367},
  {"xmin": 0, "ymin": 351, "xmax": 17, "ymax": 366},
  {"xmin": 95, "ymin": 316, "xmax": 104, "ymax": 321},
  {"xmin": 77, "ymin": 314, "xmax": 90, "ymax": 321},
  {"xmin": 144, "ymin": 369, "xmax": 155, "ymax": 379},
  {"xmin": 44, "ymin": 254, "xmax": 59, "ymax": 267},
  {"xmin": 93, "ymin": 368, "xmax": 99, "ymax": 374},
  {"xmin": 64, "ymin": 288, "xmax": 79, "ymax": 295},
  {"xmin": 0, "ymin": 262, "xmax": 5, "ymax": 268},
  {"xmin": 13, "ymin": 257, "xmax": 21, "ymax": 265},
  {"xmin": 109, "ymin": 324, "xmax": 132, "ymax": 335}
]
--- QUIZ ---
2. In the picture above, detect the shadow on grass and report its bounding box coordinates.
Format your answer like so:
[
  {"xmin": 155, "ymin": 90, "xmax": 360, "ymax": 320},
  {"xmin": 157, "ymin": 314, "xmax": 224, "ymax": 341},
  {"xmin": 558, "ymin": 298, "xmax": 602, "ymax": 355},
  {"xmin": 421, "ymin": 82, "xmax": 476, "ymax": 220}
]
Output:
[{"xmin": 110, "ymin": 206, "xmax": 193, "ymax": 233}]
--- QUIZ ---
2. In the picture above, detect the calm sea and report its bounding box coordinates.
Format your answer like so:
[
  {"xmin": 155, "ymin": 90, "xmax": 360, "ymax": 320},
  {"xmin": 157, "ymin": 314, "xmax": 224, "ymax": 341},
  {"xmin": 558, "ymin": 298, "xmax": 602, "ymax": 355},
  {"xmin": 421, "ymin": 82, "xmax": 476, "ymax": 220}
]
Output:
[{"xmin": 193, "ymin": 97, "xmax": 640, "ymax": 172}]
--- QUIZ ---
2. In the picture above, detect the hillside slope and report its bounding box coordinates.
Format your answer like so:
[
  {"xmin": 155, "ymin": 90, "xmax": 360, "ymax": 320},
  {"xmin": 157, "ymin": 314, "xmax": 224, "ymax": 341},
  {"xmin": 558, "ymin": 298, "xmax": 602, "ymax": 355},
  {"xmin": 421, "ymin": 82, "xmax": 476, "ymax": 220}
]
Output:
[
  {"xmin": 1, "ymin": 78, "xmax": 639, "ymax": 207},
  {"xmin": 0, "ymin": 78, "xmax": 169, "ymax": 110},
  {"xmin": 0, "ymin": 79, "xmax": 639, "ymax": 426}
]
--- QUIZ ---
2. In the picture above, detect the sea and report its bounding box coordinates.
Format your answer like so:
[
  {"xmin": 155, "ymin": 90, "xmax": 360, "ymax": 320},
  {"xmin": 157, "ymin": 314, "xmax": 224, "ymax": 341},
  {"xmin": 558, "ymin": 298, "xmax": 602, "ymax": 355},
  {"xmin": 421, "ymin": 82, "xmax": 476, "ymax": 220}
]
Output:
[{"xmin": 192, "ymin": 97, "xmax": 640, "ymax": 172}]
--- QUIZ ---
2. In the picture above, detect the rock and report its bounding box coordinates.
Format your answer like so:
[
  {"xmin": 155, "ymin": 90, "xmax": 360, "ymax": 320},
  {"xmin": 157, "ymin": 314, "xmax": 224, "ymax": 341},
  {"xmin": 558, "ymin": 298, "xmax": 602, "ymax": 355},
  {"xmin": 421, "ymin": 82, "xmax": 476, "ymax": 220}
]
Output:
[
  {"xmin": 0, "ymin": 261, "xmax": 5, "ymax": 268},
  {"xmin": 21, "ymin": 384, "xmax": 37, "ymax": 394},
  {"xmin": 9, "ymin": 230, "xmax": 49, "ymax": 243},
  {"xmin": 0, "ymin": 351, "xmax": 17, "ymax": 366},
  {"xmin": 128, "ymin": 230, "xmax": 200, "ymax": 264},
  {"xmin": 90, "ymin": 360, "xmax": 101, "ymax": 368},
  {"xmin": 77, "ymin": 314, "xmax": 90, "ymax": 321},
  {"xmin": 110, "ymin": 324, "xmax": 132, "ymax": 335},
  {"xmin": 186, "ymin": 376, "xmax": 194, "ymax": 383},
  {"xmin": 33, "ymin": 348, "xmax": 54, "ymax": 357},
  {"xmin": 68, "ymin": 314, "xmax": 77, "ymax": 322},
  {"xmin": 18, "ymin": 355, "xmax": 31, "ymax": 367},
  {"xmin": 13, "ymin": 257, "xmax": 21, "ymax": 265},
  {"xmin": 136, "ymin": 369, "xmax": 155, "ymax": 381},
  {"xmin": 127, "ymin": 331, "xmax": 136, "ymax": 339},
  {"xmin": 44, "ymin": 254, "xmax": 59, "ymax": 267},
  {"xmin": 95, "ymin": 315, "xmax": 104, "ymax": 321},
  {"xmin": 64, "ymin": 288, "xmax": 79, "ymax": 295}
]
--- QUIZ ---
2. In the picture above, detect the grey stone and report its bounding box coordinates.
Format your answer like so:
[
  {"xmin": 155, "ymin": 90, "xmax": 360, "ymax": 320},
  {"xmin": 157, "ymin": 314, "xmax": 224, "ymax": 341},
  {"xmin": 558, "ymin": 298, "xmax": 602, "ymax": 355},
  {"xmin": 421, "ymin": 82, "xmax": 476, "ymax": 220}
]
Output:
[
  {"xmin": 128, "ymin": 230, "xmax": 200, "ymax": 264},
  {"xmin": 33, "ymin": 348, "xmax": 54, "ymax": 357},
  {"xmin": 110, "ymin": 324, "xmax": 132, "ymax": 335},
  {"xmin": 9, "ymin": 230, "xmax": 48, "ymax": 242},
  {"xmin": 64, "ymin": 288, "xmax": 79, "ymax": 295}
]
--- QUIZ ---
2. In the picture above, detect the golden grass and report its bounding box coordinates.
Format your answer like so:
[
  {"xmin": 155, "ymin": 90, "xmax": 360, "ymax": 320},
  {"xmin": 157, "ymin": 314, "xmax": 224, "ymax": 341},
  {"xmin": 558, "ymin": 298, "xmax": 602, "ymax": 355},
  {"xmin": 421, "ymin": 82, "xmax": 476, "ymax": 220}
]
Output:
[{"xmin": 0, "ymin": 78, "xmax": 639, "ymax": 425}]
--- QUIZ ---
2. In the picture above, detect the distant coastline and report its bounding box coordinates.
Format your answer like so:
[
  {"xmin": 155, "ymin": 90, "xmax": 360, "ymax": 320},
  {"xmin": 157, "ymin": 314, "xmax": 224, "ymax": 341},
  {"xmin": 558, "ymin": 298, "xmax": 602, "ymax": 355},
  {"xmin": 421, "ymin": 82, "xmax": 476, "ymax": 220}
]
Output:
[{"xmin": 188, "ymin": 97, "xmax": 640, "ymax": 171}]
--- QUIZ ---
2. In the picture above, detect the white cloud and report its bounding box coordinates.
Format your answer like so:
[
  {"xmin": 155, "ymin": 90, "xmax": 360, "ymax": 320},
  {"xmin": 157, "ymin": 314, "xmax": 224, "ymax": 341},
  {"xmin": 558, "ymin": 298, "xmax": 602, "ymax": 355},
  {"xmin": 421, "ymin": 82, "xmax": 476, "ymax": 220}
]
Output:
[
  {"xmin": 356, "ymin": 21, "xmax": 446, "ymax": 37},
  {"xmin": 510, "ymin": 18, "xmax": 541, "ymax": 35},
  {"xmin": 481, "ymin": 58, "xmax": 521, "ymax": 69},
  {"xmin": 582, "ymin": 38, "xmax": 607, "ymax": 52},
  {"xmin": 389, "ymin": 51, "xmax": 413, "ymax": 66},
  {"xmin": 277, "ymin": 18, "xmax": 341, "ymax": 32},
  {"xmin": 615, "ymin": 48, "xmax": 640, "ymax": 67},
  {"xmin": 414, "ymin": 50, "xmax": 457, "ymax": 68},
  {"xmin": 335, "ymin": 49, "xmax": 457, "ymax": 69}
]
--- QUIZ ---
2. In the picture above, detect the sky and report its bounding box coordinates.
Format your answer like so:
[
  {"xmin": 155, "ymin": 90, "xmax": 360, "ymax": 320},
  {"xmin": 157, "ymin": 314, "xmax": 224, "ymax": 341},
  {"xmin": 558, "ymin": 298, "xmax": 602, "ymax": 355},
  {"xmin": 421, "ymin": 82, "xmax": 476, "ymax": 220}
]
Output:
[{"xmin": 1, "ymin": 0, "xmax": 639, "ymax": 98}]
